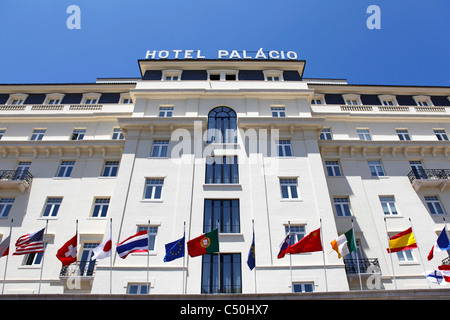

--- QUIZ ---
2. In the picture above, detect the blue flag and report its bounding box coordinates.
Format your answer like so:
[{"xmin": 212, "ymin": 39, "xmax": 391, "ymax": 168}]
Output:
[
  {"xmin": 164, "ymin": 235, "xmax": 185, "ymax": 262},
  {"xmin": 247, "ymin": 231, "xmax": 255, "ymax": 270}
]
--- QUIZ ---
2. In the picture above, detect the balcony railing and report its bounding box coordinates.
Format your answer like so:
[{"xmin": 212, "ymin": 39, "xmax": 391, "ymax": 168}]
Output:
[
  {"xmin": 59, "ymin": 260, "xmax": 97, "ymax": 278},
  {"xmin": 442, "ymin": 257, "xmax": 450, "ymax": 265},
  {"xmin": 408, "ymin": 169, "xmax": 450, "ymax": 183},
  {"xmin": 344, "ymin": 258, "xmax": 380, "ymax": 274},
  {"xmin": 0, "ymin": 170, "xmax": 33, "ymax": 191}
]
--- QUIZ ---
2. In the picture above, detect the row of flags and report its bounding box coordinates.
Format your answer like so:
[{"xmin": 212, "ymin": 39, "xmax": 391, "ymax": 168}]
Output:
[{"xmin": 0, "ymin": 223, "xmax": 449, "ymax": 285}]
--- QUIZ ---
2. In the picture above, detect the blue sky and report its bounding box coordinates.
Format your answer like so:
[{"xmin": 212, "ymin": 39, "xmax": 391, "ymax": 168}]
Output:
[{"xmin": 0, "ymin": 0, "xmax": 449, "ymax": 86}]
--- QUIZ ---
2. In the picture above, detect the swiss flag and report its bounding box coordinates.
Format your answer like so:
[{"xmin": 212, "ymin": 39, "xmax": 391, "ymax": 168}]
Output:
[{"xmin": 56, "ymin": 234, "xmax": 77, "ymax": 267}]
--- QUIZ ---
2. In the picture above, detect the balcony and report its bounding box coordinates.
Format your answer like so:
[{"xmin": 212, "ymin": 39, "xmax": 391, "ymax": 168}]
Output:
[
  {"xmin": 0, "ymin": 170, "xmax": 33, "ymax": 192},
  {"xmin": 59, "ymin": 260, "xmax": 97, "ymax": 278},
  {"xmin": 442, "ymin": 257, "xmax": 450, "ymax": 265},
  {"xmin": 407, "ymin": 169, "xmax": 450, "ymax": 191},
  {"xmin": 344, "ymin": 258, "xmax": 380, "ymax": 274}
]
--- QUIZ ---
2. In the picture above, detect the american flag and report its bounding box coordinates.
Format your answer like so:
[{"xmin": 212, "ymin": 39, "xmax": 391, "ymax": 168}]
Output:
[{"xmin": 13, "ymin": 228, "xmax": 45, "ymax": 255}]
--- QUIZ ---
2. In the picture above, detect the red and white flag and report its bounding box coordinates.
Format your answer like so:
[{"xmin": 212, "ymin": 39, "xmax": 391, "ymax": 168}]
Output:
[
  {"xmin": 91, "ymin": 235, "xmax": 112, "ymax": 260},
  {"xmin": 56, "ymin": 234, "xmax": 77, "ymax": 267},
  {"xmin": 438, "ymin": 265, "xmax": 450, "ymax": 283},
  {"xmin": 0, "ymin": 235, "xmax": 10, "ymax": 258},
  {"xmin": 13, "ymin": 228, "xmax": 45, "ymax": 255}
]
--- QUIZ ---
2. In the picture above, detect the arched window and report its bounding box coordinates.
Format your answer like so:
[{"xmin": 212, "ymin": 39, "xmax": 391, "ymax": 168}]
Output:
[{"xmin": 207, "ymin": 107, "xmax": 237, "ymax": 143}]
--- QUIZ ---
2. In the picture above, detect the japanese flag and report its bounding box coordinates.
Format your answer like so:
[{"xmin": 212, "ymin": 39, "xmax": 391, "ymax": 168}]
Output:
[{"xmin": 91, "ymin": 235, "xmax": 112, "ymax": 260}]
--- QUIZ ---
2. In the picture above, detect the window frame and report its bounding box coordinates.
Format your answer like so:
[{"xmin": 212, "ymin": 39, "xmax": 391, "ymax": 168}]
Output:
[
  {"xmin": 137, "ymin": 225, "xmax": 158, "ymax": 252},
  {"xmin": 280, "ymin": 178, "xmax": 299, "ymax": 200},
  {"xmin": 42, "ymin": 197, "xmax": 63, "ymax": 218},
  {"xmin": 319, "ymin": 128, "xmax": 332, "ymax": 140},
  {"xmin": 424, "ymin": 196, "xmax": 445, "ymax": 215},
  {"xmin": 0, "ymin": 198, "xmax": 14, "ymax": 218},
  {"xmin": 201, "ymin": 253, "xmax": 242, "ymax": 294},
  {"xmin": 276, "ymin": 140, "xmax": 293, "ymax": 157},
  {"xmin": 357, "ymin": 128, "xmax": 372, "ymax": 141},
  {"xmin": 102, "ymin": 161, "xmax": 119, "ymax": 177},
  {"xmin": 111, "ymin": 128, "xmax": 124, "ymax": 140},
  {"xmin": 30, "ymin": 129, "xmax": 46, "ymax": 141},
  {"xmin": 325, "ymin": 160, "xmax": 342, "ymax": 177},
  {"xmin": 368, "ymin": 160, "xmax": 386, "ymax": 177},
  {"xmin": 56, "ymin": 161, "xmax": 75, "ymax": 178},
  {"xmin": 434, "ymin": 129, "xmax": 449, "ymax": 141},
  {"xmin": 379, "ymin": 196, "xmax": 398, "ymax": 216},
  {"xmin": 203, "ymin": 199, "xmax": 240, "ymax": 234},
  {"xmin": 158, "ymin": 106, "xmax": 174, "ymax": 117},
  {"xmin": 205, "ymin": 156, "xmax": 239, "ymax": 184},
  {"xmin": 334, "ymin": 197, "xmax": 352, "ymax": 217},
  {"xmin": 144, "ymin": 178, "xmax": 164, "ymax": 200},
  {"xmin": 271, "ymin": 106, "xmax": 286, "ymax": 117},
  {"xmin": 151, "ymin": 140, "xmax": 169, "ymax": 158},
  {"xmin": 396, "ymin": 129, "xmax": 411, "ymax": 141},
  {"xmin": 91, "ymin": 198, "xmax": 110, "ymax": 218},
  {"xmin": 285, "ymin": 225, "xmax": 305, "ymax": 245},
  {"xmin": 71, "ymin": 128, "xmax": 86, "ymax": 141}
]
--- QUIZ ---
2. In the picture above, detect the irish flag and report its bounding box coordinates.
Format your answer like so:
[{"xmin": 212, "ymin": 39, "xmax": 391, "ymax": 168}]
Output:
[
  {"xmin": 330, "ymin": 228, "xmax": 356, "ymax": 258},
  {"xmin": 187, "ymin": 228, "xmax": 219, "ymax": 257}
]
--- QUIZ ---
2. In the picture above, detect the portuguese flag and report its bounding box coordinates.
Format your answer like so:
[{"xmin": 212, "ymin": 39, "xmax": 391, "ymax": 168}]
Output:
[{"xmin": 187, "ymin": 228, "xmax": 219, "ymax": 257}]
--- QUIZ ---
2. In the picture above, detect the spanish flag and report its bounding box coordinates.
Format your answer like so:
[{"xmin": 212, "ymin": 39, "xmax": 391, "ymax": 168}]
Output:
[{"xmin": 387, "ymin": 227, "xmax": 417, "ymax": 253}]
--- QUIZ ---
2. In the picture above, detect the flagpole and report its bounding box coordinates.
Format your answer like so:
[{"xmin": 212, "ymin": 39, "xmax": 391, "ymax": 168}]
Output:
[
  {"xmin": 288, "ymin": 221, "xmax": 293, "ymax": 292},
  {"xmin": 409, "ymin": 218, "xmax": 430, "ymax": 289},
  {"xmin": 2, "ymin": 219, "xmax": 13, "ymax": 294},
  {"xmin": 444, "ymin": 218, "xmax": 449, "ymax": 260},
  {"xmin": 38, "ymin": 219, "xmax": 49, "ymax": 294},
  {"xmin": 352, "ymin": 218, "xmax": 363, "ymax": 291},
  {"xmin": 110, "ymin": 218, "xmax": 112, "ymax": 295},
  {"xmin": 384, "ymin": 218, "xmax": 397, "ymax": 290},
  {"xmin": 217, "ymin": 220, "xmax": 220, "ymax": 294},
  {"xmin": 182, "ymin": 221, "xmax": 186, "ymax": 295},
  {"xmin": 319, "ymin": 219, "xmax": 328, "ymax": 292},
  {"xmin": 147, "ymin": 219, "xmax": 150, "ymax": 294},
  {"xmin": 252, "ymin": 219, "xmax": 257, "ymax": 294}
]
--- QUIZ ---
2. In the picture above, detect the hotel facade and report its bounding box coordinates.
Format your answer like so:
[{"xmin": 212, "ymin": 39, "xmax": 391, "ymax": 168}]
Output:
[{"xmin": 0, "ymin": 56, "xmax": 449, "ymax": 295}]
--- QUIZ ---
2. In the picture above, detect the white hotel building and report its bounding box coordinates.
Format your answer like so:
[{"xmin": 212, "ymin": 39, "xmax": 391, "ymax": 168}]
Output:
[{"xmin": 0, "ymin": 56, "xmax": 449, "ymax": 295}]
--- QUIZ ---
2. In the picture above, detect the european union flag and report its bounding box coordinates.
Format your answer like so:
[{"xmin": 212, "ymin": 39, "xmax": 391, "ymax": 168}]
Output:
[
  {"xmin": 247, "ymin": 231, "xmax": 255, "ymax": 270},
  {"xmin": 164, "ymin": 235, "xmax": 185, "ymax": 262}
]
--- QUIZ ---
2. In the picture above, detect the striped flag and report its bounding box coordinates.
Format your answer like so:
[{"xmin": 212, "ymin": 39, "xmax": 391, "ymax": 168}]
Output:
[
  {"xmin": 0, "ymin": 235, "xmax": 10, "ymax": 258},
  {"xmin": 13, "ymin": 228, "xmax": 45, "ymax": 256},
  {"xmin": 116, "ymin": 230, "xmax": 148, "ymax": 259}
]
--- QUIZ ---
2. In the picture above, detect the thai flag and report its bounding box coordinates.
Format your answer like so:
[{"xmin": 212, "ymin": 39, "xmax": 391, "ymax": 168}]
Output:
[
  {"xmin": 427, "ymin": 227, "xmax": 450, "ymax": 261},
  {"xmin": 116, "ymin": 230, "xmax": 148, "ymax": 259}
]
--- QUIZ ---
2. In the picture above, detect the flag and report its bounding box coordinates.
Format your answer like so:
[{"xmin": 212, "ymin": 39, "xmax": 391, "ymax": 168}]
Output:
[
  {"xmin": 0, "ymin": 235, "xmax": 10, "ymax": 258},
  {"xmin": 13, "ymin": 228, "xmax": 45, "ymax": 255},
  {"xmin": 56, "ymin": 234, "xmax": 77, "ymax": 267},
  {"xmin": 288, "ymin": 228, "xmax": 323, "ymax": 254},
  {"xmin": 438, "ymin": 265, "xmax": 450, "ymax": 283},
  {"xmin": 116, "ymin": 230, "xmax": 148, "ymax": 259},
  {"xmin": 427, "ymin": 227, "xmax": 450, "ymax": 261},
  {"xmin": 187, "ymin": 228, "xmax": 219, "ymax": 257},
  {"xmin": 247, "ymin": 231, "xmax": 255, "ymax": 270},
  {"xmin": 425, "ymin": 270, "xmax": 445, "ymax": 285},
  {"xmin": 386, "ymin": 227, "xmax": 417, "ymax": 253},
  {"xmin": 277, "ymin": 235, "xmax": 291, "ymax": 259},
  {"xmin": 164, "ymin": 235, "xmax": 185, "ymax": 262},
  {"xmin": 330, "ymin": 228, "xmax": 356, "ymax": 259},
  {"xmin": 91, "ymin": 235, "xmax": 112, "ymax": 260}
]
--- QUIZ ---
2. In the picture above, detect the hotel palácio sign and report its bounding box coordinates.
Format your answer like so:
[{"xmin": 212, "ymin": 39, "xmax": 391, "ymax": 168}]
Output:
[{"xmin": 144, "ymin": 48, "xmax": 299, "ymax": 60}]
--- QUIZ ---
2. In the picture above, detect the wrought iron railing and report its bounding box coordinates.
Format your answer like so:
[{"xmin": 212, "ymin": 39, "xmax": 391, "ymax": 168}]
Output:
[
  {"xmin": 0, "ymin": 170, "xmax": 33, "ymax": 187},
  {"xmin": 343, "ymin": 258, "xmax": 380, "ymax": 274},
  {"xmin": 60, "ymin": 260, "xmax": 97, "ymax": 277},
  {"xmin": 442, "ymin": 257, "xmax": 450, "ymax": 265},
  {"xmin": 407, "ymin": 169, "xmax": 450, "ymax": 183}
]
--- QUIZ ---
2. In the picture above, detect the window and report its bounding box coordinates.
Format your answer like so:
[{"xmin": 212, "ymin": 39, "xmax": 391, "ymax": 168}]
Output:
[
  {"xmin": 10, "ymin": 99, "xmax": 24, "ymax": 105},
  {"xmin": 144, "ymin": 179, "xmax": 164, "ymax": 200},
  {"xmin": 293, "ymin": 283, "xmax": 314, "ymax": 293},
  {"xmin": 266, "ymin": 75, "xmax": 281, "ymax": 81},
  {"xmin": 285, "ymin": 225, "xmax": 305, "ymax": 244},
  {"xmin": 92, "ymin": 198, "xmax": 110, "ymax": 218},
  {"xmin": 425, "ymin": 196, "xmax": 445, "ymax": 215},
  {"xmin": 102, "ymin": 161, "xmax": 119, "ymax": 177},
  {"xmin": 162, "ymin": 70, "xmax": 181, "ymax": 81},
  {"xmin": 264, "ymin": 70, "xmax": 283, "ymax": 81},
  {"xmin": 71, "ymin": 129, "xmax": 86, "ymax": 141},
  {"xmin": 280, "ymin": 178, "xmax": 299, "ymax": 199},
  {"xmin": 151, "ymin": 140, "xmax": 169, "ymax": 157},
  {"xmin": 397, "ymin": 250, "xmax": 414, "ymax": 262},
  {"xmin": 368, "ymin": 160, "xmax": 385, "ymax": 177},
  {"xmin": 343, "ymin": 95, "xmax": 361, "ymax": 106},
  {"xmin": 208, "ymin": 71, "xmax": 238, "ymax": 81},
  {"xmin": 325, "ymin": 161, "xmax": 342, "ymax": 177},
  {"xmin": 0, "ymin": 198, "xmax": 14, "ymax": 218},
  {"xmin": 434, "ymin": 129, "xmax": 449, "ymax": 141},
  {"xmin": 396, "ymin": 129, "xmax": 411, "ymax": 141},
  {"xmin": 276, "ymin": 140, "xmax": 292, "ymax": 157},
  {"xmin": 334, "ymin": 197, "xmax": 352, "ymax": 217},
  {"xmin": 201, "ymin": 253, "xmax": 242, "ymax": 294},
  {"xmin": 0, "ymin": 129, "xmax": 5, "ymax": 140},
  {"xmin": 57, "ymin": 161, "xmax": 75, "ymax": 177},
  {"xmin": 207, "ymin": 107, "xmax": 237, "ymax": 144},
  {"xmin": 127, "ymin": 284, "xmax": 149, "ymax": 295},
  {"xmin": 112, "ymin": 128, "xmax": 124, "ymax": 140},
  {"xmin": 137, "ymin": 226, "xmax": 158, "ymax": 251},
  {"xmin": 30, "ymin": 129, "xmax": 46, "ymax": 141},
  {"xmin": 79, "ymin": 243, "xmax": 97, "ymax": 276},
  {"xmin": 23, "ymin": 251, "xmax": 44, "ymax": 266},
  {"xmin": 44, "ymin": 94, "xmax": 64, "ymax": 105},
  {"xmin": 319, "ymin": 128, "xmax": 332, "ymax": 140},
  {"xmin": 7, "ymin": 94, "xmax": 27, "ymax": 105},
  {"xmin": 413, "ymin": 96, "xmax": 432, "ymax": 107},
  {"xmin": 120, "ymin": 94, "xmax": 133, "ymax": 104},
  {"xmin": 357, "ymin": 129, "xmax": 372, "ymax": 141},
  {"xmin": 409, "ymin": 161, "xmax": 427, "ymax": 179},
  {"xmin": 380, "ymin": 196, "xmax": 398, "ymax": 215},
  {"xmin": 205, "ymin": 156, "xmax": 239, "ymax": 184},
  {"xmin": 47, "ymin": 99, "xmax": 60, "ymax": 105},
  {"xmin": 42, "ymin": 198, "xmax": 62, "ymax": 217},
  {"xmin": 311, "ymin": 95, "xmax": 324, "ymax": 105},
  {"xmin": 271, "ymin": 106, "xmax": 286, "ymax": 117},
  {"xmin": 14, "ymin": 162, "xmax": 31, "ymax": 180},
  {"xmin": 85, "ymin": 98, "xmax": 97, "ymax": 104},
  {"xmin": 379, "ymin": 95, "xmax": 398, "ymax": 106},
  {"xmin": 159, "ymin": 106, "xmax": 174, "ymax": 117},
  {"xmin": 204, "ymin": 199, "xmax": 240, "ymax": 233}
]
